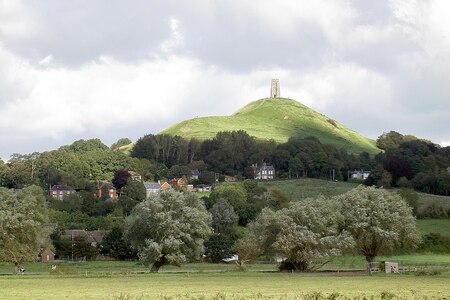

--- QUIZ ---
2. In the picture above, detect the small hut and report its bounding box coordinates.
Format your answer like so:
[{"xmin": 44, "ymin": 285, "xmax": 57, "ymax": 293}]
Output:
[{"xmin": 40, "ymin": 249, "xmax": 55, "ymax": 263}]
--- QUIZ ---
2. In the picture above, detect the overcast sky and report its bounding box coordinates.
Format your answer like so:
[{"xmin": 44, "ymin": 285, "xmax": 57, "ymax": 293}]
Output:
[{"xmin": 1, "ymin": 0, "xmax": 449, "ymax": 160}]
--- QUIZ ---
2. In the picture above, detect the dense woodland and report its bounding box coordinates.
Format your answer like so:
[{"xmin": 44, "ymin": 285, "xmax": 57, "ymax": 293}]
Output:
[
  {"xmin": 1, "ymin": 130, "xmax": 448, "ymax": 195},
  {"xmin": 0, "ymin": 130, "xmax": 449, "ymax": 263}
]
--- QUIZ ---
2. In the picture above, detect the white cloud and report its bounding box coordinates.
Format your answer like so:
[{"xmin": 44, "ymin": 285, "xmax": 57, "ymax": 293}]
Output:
[
  {"xmin": 1, "ymin": 0, "xmax": 450, "ymax": 159},
  {"xmin": 160, "ymin": 17, "xmax": 184, "ymax": 54}
]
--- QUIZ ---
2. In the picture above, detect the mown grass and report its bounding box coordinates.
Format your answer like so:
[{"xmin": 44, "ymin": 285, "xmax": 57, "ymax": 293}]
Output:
[
  {"xmin": 1, "ymin": 272, "xmax": 449, "ymax": 300},
  {"xmin": 161, "ymin": 98, "xmax": 379, "ymax": 155}
]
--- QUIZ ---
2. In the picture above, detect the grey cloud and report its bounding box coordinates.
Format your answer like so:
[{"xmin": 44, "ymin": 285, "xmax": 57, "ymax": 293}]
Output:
[{"xmin": 1, "ymin": 0, "xmax": 450, "ymax": 159}]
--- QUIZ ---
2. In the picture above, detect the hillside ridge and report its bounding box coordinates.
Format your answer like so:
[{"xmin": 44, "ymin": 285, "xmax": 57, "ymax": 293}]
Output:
[{"xmin": 160, "ymin": 97, "xmax": 379, "ymax": 154}]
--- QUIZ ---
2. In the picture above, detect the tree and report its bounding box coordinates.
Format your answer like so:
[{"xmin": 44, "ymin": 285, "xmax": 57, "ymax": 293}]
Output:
[
  {"xmin": 110, "ymin": 138, "xmax": 132, "ymax": 151},
  {"xmin": 336, "ymin": 186, "xmax": 421, "ymax": 264},
  {"xmin": 99, "ymin": 227, "xmax": 136, "ymax": 259},
  {"xmin": 239, "ymin": 197, "xmax": 354, "ymax": 271},
  {"xmin": 262, "ymin": 189, "xmax": 290, "ymax": 210},
  {"xmin": 398, "ymin": 188, "xmax": 419, "ymax": 216},
  {"xmin": 112, "ymin": 169, "xmax": 131, "ymax": 191},
  {"xmin": 121, "ymin": 178, "xmax": 146, "ymax": 201},
  {"xmin": 0, "ymin": 186, "xmax": 48, "ymax": 273},
  {"xmin": 204, "ymin": 234, "xmax": 238, "ymax": 263},
  {"xmin": 210, "ymin": 198, "xmax": 239, "ymax": 234},
  {"xmin": 68, "ymin": 138, "xmax": 109, "ymax": 152},
  {"xmin": 208, "ymin": 182, "xmax": 247, "ymax": 212},
  {"xmin": 376, "ymin": 131, "xmax": 404, "ymax": 150},
  {"xmin": 124, "ymin": 189, "xmax": 212, "ymax": 272}
]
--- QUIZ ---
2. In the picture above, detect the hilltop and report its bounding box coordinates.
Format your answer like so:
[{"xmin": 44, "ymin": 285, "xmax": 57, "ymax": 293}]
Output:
[{"xmin": 160, "ymin": 98, "xmax": 379, "ymax": 154}]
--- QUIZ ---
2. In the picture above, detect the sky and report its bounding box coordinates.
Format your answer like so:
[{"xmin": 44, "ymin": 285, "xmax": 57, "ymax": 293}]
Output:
[{"xmin": 1, "ymin": 0, "xmax": 450, "ymax": 160}]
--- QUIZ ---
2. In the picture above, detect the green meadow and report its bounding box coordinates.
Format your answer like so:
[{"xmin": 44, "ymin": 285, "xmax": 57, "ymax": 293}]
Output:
[{"xmin": 1, "ymin": 269, "xmax": 449, "ymax": 299}]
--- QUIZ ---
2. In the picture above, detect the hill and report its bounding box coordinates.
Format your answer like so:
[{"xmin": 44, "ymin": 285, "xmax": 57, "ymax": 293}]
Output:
[{"xmin": 160, "ymin": 98, "xmax": 379, "ymax": 154}]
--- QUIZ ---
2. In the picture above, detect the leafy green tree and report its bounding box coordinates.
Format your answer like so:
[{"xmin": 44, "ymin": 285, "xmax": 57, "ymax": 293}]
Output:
[
  {"xmin": 210, "ymin": 198, "xmax": 239, "ymax": 234},
  {"xmin": 122, "ymin": 178, "xmax": 146, "ymax": 201},
  {"xmin": 0, "ymin": 186, "xmax": 48, "ymax": 273},
  {"xmin": 68, "ymin": 138, "xmax": 108, "ymax": 152},
  {"xmin": 204, "ymin": 234, "xmax": 238, "ymax": 263},
  {"xmin": 198, "ymin": 170, "xmax": 215, "ymax": 185},
  {"xmin": 100, "ymin": 227, "xmax": 136, "ymax": 259},
  {"xmin": 380, "ymin": 170, "xmax": 393, "ymax": 188},
  {"xmin": 110, "ymin": 138, "xmax": 132, "ymax": 151},
  {"xmin": 398, "ymin": 188, "xmax": 419, "ymax": 216},
  {"xmin": 336, "ymin": 186, "xmax": 421, "ymax": 264},
  {"xmin": 239, "ymin": 197, "xmax": 354, "ymax": 271},
  {"xmin": 209, "ymin": 182, "xmax": 247, "ymax": 211},
  {"xmin": 118, "ymin": 195, "xmax": 140, "ymax": 216},
  {"xmin": 376, "ymin": 131, "xmax": 404, "ymax": 150},
  {"xmin": 124, "ymin": 189, "xmax": 212, "ymax": 272},
  {"xmin": 0, "ymin": 159, "xmax": 8, "ymax": 186},
  {"xmin": 262, "ymin": 189, "xmax": 290, "ymax": 210},
  {"xmin": 50, "ymin": 192, "xmax": 83, "ymax": 213}
]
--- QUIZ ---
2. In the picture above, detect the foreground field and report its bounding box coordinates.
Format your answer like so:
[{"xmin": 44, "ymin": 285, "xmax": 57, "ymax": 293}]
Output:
[
  {"xmin": 1, "ymin": 272, "xmax": 449, "ymax": 300},
  {"xmin": 0, "ymin": 256, "xmax": 449, "ymax": 300}
]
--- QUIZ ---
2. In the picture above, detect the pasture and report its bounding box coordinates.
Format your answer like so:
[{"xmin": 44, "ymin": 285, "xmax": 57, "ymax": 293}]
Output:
[
  {"xmin": 0, "ymin": 271, "xmax": 449, "ymax": 299},
  {"xmin": 416, "ymin": 219, "xmax": 450, "ymax": 238},
  {"xmin": 0, "ymin": 255, "xmax": 449, "ymax": 299}
]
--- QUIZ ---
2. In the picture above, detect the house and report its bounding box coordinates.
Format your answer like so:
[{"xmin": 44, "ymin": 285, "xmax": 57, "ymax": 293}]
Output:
[
  {"xmin": 49, "ymin": 185, "xmax": 76, "ymax": 200},
  {"xmin": 95, "ymin": 181, "xmax": 117, "ymax": 200},
  {"xmin": 190, "ymin": 169, "xmax": 200, "ymax": 180},
  {"xmin": 253, "ymin": 163, "xmax": 275, "ymax": 180},
  {"xmin": 224, "ymin": 175, "xmax": 238, "ymax": 182},
  {"xmin": 351, "ymin": 170, "xmax": 371, "ymax": 180},
  {"xmin": 40, "ymin": 249, "xmax": 55, "ymax": 263},
  {"xmin": 144, "ymin": 182, "xmax": 161, "ymax": 197},
  {"xmin": 168, "ymin": 178, "xmax": 186, "ymax": 189},
  {"xmin": 64, "ymin": 229, "xmax": 105, "ymax": 248},
  {"xmin": 160, "ymin": 181, "xmax": 171, "ymax": 190}
]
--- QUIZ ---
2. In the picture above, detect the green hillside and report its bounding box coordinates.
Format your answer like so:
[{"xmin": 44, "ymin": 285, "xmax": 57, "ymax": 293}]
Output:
[{"xmin": 161, "ymin": 98, "xmax": 379, "ymax": 154}]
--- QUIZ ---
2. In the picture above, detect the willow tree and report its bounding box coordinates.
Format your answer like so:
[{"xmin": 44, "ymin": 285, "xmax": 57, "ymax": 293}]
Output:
[
  {"xmin": 237, "ymin": 197, "xmax": 354, "ymax": 271},
  {"xmin": 336, "ymin": 186, "xmax": 421, "ymax": 264},
  {"xmin": 124, "ymin": 189, "xmax": 212, "ymax": 272},
  {"xmin": 0, "ymin": 186, "xmax": 48, "ymax": 273}
]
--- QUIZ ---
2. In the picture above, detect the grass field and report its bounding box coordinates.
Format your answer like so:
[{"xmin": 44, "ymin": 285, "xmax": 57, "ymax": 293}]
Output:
[
  {"xmin": 416, "ymin": 219, "xmax": 450, "ymax": 237},
  {"xmin": 1, "ymin": 255, "xmax": 448, "ymax": 299},
  {"xmin": 261, "ymin": 178, "xmax": 360, "ymax": 201},
  {"xmin": 0, "ymin": 271, "xmax": 449, "ymax": 299},
  {"xmin": 2, "ymin": 254, "xmax": 448, "ymax": 275},
  {"xmin": 262, "ymin": 178, "xmax": 450, "ymax": 205},
  {"xmin": 161, "ymin": 98, "xmax": 379, "ymax": 155}
]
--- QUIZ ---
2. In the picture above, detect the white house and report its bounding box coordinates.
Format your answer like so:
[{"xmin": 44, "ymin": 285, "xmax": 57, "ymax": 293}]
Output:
[
  {"xmin": 253, "ymin": 163, "xmax": 275, "ymax": 180},
  {"xmin": 351, "ymin": 170, "xmax": 371, "ymax": 180}
]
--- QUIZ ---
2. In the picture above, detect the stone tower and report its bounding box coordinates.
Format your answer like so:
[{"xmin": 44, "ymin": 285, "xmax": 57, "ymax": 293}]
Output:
[{"xmin": 270, "ymin": 79, "xmax": 280, "ymax": 98}]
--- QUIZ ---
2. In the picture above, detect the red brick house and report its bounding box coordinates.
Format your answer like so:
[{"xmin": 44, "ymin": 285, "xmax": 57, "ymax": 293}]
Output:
[
  {"xmin": 40, "ymin": 249, "xmax": 55, "ymax": 263},
  {"xmin": 168, "ymin": 178, "xmax": 186, "ymax": 189},
  {"xmin": 160, "ymin": 181, "xmax": 171, "ymax": 190}
]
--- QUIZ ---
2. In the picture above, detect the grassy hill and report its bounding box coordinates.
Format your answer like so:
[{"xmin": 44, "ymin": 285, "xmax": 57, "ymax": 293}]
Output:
[{"xmin": 161, "ymin": 98, "xmax": 379, "ymax": 154}]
